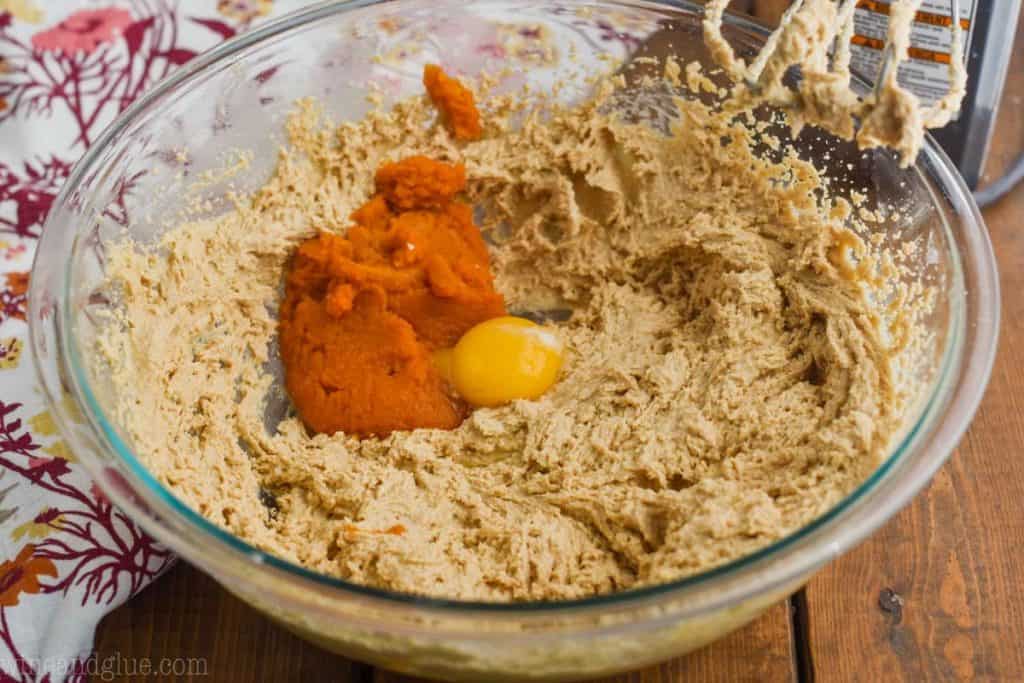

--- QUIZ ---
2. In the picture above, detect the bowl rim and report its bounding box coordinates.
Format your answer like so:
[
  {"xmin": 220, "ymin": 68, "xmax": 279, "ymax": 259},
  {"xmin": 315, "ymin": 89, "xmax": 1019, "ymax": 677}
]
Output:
[{"xmin": 30, "ymin": 0, "xmax": 1001, "ymax": 618}]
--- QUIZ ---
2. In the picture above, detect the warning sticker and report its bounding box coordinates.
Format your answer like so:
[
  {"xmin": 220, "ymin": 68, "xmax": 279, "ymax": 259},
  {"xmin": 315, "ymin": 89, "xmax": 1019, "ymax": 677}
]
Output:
[{"xmin": 849, "ymin": 0, "xmax": 975, "ymax": 110}]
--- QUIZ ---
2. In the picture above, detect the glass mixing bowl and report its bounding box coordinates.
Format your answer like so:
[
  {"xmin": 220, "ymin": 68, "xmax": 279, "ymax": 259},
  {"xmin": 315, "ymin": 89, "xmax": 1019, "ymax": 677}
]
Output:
[{"xmin": 28, "ymin": 1, "xmax": 999, "ymax": 680}]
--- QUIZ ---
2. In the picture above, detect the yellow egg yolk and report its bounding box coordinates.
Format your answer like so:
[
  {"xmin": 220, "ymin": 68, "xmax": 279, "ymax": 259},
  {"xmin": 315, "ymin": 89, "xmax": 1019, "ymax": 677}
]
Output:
[{"xmin": 434, "ymin": 316, "xmax": 563, "ymax": 407}]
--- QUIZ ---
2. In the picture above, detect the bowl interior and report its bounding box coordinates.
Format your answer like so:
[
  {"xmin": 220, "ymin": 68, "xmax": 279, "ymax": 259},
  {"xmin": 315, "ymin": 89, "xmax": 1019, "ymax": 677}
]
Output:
[{"xmin": 47, "ymin": 0, "xmax": 964, "ymax": 610}]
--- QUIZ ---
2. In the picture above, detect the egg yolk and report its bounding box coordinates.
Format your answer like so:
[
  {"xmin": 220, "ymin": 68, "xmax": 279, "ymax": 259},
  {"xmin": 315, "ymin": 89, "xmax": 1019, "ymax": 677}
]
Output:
[{"xmin": 436, "ymin": 316, "xmax": 563, "ymax": 407}]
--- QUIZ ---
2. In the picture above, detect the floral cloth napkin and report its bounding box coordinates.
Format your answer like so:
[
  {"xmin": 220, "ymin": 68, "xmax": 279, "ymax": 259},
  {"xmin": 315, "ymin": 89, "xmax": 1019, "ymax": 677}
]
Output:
[
  {"xmin": 0, "ymin": 3, "xmax": 302, "ymax": 679},
  {"xmin": 0, "ymin": 0, "xmax": 654, "ymax": 679}
]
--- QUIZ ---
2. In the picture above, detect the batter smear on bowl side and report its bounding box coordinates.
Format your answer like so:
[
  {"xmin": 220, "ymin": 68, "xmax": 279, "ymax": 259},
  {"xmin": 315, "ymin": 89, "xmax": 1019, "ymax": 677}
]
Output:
[{"xmin": 95, "ymin": 42, "xmax": 944, "ymax": 600}]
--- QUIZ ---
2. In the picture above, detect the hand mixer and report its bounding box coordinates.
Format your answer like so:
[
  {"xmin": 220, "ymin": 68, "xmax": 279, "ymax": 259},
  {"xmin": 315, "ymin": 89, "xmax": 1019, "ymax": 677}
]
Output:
[
  {"xmin": 703, "ymin": 0, "xmax": 1021, "ymax": 202},
  {"xmin": 702, "ymin": 0, "xmax": 966, "ymax": 164}
]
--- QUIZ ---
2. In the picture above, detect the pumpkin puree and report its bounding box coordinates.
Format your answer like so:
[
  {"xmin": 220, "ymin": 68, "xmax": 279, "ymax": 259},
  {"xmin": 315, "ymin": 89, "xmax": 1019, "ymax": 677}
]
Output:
[
  {"xmin": 279, "ymin": 68, "xmax": 504, "ymax": 437},
  {"xmin": 423, "ymin": 63, "xmax": 482, "ymax": 141}
]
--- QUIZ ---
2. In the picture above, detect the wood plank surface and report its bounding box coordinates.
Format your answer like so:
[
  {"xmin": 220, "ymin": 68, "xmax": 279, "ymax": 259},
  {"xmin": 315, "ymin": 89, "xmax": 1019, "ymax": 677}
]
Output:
[
  {"xmin": 91, "ymin": 563, "xmax": 368, "ymax": 682},
  {"xmin": 803, "ymin": 10, "xmax": 1024, "ymax": 683}
]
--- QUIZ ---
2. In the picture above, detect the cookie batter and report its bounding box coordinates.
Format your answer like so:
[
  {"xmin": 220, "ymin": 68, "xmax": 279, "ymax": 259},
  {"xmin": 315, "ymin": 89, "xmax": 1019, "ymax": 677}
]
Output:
[{"xmin": 96, "ymin": 71, "xmax": 907, "ymax": 600}]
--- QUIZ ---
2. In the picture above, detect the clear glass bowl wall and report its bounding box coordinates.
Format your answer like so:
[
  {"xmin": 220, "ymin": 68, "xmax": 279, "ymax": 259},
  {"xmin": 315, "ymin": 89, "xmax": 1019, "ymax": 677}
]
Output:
[{"xmin": 28, "ymin": 1, "xmax": 999, "ymax": 681}]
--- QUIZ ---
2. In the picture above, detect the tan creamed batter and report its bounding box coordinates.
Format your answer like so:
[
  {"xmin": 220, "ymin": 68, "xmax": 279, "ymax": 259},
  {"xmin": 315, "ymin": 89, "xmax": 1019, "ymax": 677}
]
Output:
[{"xmin": 93, "ymin": 6, "xmax": 952, "ymax": 600}]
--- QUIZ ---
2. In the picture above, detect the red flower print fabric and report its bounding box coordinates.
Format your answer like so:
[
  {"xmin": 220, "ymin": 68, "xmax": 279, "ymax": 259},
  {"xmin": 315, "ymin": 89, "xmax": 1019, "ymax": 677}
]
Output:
[
  {"xmin": 30, "ymin": 8, "xmax": 133, "ymax": 54},
  {"xmin": 0, "ymin": 2, "xmax": 293, "ymax": 680}
]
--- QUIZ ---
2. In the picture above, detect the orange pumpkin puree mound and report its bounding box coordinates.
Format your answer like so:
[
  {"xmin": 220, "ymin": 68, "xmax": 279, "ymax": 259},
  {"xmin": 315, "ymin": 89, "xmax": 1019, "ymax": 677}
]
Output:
[
  {"xmin": 423, "ymin": 64, "xmax": 483, "ymax": 141},
  {"xmin": 279, "ymin": 152, "xmax": 506, "ymax": 437},
  {"xmin": 375, "ymin": 156, "xmax": 466, "ymax": 211}
]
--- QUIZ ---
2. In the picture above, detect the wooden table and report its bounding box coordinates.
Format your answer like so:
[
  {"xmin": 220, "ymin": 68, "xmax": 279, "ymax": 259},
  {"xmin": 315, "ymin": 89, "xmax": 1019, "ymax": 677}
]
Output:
[{"xmin": 92, "ymin": 14, "xmax": 1024, "ymax": 683}]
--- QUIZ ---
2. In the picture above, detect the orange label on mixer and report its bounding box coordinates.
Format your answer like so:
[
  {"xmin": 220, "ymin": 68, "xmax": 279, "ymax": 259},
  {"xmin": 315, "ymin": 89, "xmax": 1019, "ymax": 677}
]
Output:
[
  {"xmin": 855, "ymin": 0, "xmax": 971, "ymax": 29},
  {"xmin": 853, "ymin": 34, "xmax": 955, "ymax": 65},
  {"xmin": 851, "ymin": 34, "xmax": 885, "ymax": 50}
]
